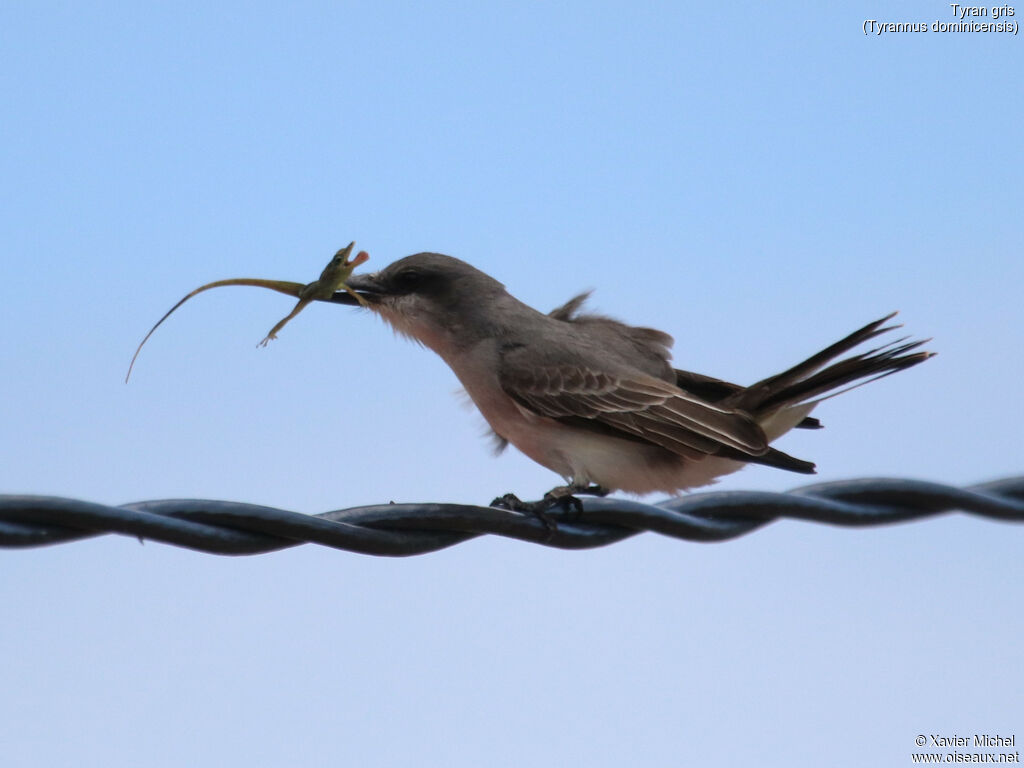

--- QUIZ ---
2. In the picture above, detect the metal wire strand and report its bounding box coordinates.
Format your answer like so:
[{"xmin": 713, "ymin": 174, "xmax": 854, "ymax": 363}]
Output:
[{"xmin": 1, "ymin": 476, "xmax": 1022, "ymax": 557}]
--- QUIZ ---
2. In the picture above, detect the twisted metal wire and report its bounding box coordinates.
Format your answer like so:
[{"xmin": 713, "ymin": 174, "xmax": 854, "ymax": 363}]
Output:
[{"xmin": 1, "ymin": 476, "xmax": 1022, "ymax": 557}]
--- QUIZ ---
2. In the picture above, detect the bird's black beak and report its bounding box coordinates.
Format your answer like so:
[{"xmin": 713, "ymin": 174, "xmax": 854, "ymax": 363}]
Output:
[{"xmin": 324, "ymin": 272, "xmax": 386, "ymax": 306}]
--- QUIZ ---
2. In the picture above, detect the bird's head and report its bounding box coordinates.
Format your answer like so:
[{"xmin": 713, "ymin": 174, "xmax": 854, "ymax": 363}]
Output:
[{"xmin": 345, "ymin": 253, "xmax": 511, "ymax": 352}]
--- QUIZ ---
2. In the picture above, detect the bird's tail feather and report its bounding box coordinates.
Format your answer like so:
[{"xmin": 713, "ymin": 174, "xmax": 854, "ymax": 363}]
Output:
[{"xmin": 727, "ymin": 313, "xmax": 933, "ymax": 416}]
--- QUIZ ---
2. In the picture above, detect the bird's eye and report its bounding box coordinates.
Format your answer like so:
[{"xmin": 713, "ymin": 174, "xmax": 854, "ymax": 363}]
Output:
[{"xmin": 392, "ymin": 268, "xmax": 425, "ymax": 292}]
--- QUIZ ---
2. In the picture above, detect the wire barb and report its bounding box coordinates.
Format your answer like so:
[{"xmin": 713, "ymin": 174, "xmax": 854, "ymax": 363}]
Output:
[{"xmin": 1, "ymin": 477, "xmax": 1022, "ymax": 557}]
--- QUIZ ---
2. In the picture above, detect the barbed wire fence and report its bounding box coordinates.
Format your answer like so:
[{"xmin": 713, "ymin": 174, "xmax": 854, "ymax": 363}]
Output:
[{"xmin": 1, "ymin": 476, "xmax": 1022, "ymax": 556}]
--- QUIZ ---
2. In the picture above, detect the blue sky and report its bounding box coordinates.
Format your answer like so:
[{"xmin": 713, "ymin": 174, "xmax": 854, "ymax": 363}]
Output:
[{"xmin": 2, "ymin": 3, "xmax": 1022, "ymax": 766}]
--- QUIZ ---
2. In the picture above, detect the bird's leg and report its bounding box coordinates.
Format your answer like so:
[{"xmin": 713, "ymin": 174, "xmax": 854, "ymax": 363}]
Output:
[
  {"xmin": 566, "ymin": 483, "xmax": 611, "ymax": 498},
  {"xmin": 538, "ymin": 483, "xmax": 608, "ymax": 522},
  {"xmin": 490, "ymin": 492, "xmax": 575, "ymax": 536},
  {"xmin": 490, "ymin": 483, "xmax": 609, "ymax": 532}
]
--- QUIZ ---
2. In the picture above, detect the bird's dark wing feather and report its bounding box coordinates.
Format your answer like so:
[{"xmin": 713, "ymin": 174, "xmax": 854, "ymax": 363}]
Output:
[{"xmin": 498, "ymin": 359, "xmax": 769, "ymax": 459}]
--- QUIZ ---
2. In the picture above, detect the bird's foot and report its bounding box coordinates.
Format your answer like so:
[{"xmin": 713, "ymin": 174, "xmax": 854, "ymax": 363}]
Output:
[
  {"xmin": 490, "ymin": 483, "xmax": 609, "ymax": 534},
  {"xmin": 490, "ymin": 492, "xmax": 576, "ymax": 536}
]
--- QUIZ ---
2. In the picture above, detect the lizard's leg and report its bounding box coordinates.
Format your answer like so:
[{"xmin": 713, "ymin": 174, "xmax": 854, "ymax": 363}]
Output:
[
  {"xmin": 343, "ymin": 286, "xmax": 369, "ymax": 308},
  {"xmin": 259, "ymin": 297, "xmax": 312, "ymax": 347}
]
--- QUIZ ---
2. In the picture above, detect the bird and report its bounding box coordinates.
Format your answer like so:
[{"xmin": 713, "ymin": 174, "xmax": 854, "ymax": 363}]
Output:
[{"xmin": 337, "ymin": 253, "xmax": 932, "ymax": 506}]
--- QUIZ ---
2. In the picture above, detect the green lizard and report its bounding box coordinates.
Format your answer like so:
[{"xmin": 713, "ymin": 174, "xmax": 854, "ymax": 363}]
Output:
[{"xmin": 126, "ymin": 242, "xmax": 369, "ymax": 382}]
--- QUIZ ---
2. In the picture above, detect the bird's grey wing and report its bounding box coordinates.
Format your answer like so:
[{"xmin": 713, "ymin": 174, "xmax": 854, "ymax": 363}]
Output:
[{"xmin": 498, "ymin": 357, "xmax": 769, "ymax": 459}]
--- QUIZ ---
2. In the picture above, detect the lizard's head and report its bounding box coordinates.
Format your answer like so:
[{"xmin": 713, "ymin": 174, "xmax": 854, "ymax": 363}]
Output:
[{"xmin": 319, "ymin": 243, "xmax": 369, "ymax": 285}]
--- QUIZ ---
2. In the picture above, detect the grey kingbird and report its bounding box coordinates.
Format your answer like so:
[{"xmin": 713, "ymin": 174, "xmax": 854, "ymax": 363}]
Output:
[{"xmin": 336, "ymin": 253, "xmax": 932, "ymax": 497}]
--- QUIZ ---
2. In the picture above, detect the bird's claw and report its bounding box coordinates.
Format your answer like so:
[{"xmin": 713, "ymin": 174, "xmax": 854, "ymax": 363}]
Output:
[{"xmin": 490, "ymin": 487, "xmax": 597, "ymax": 537}]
